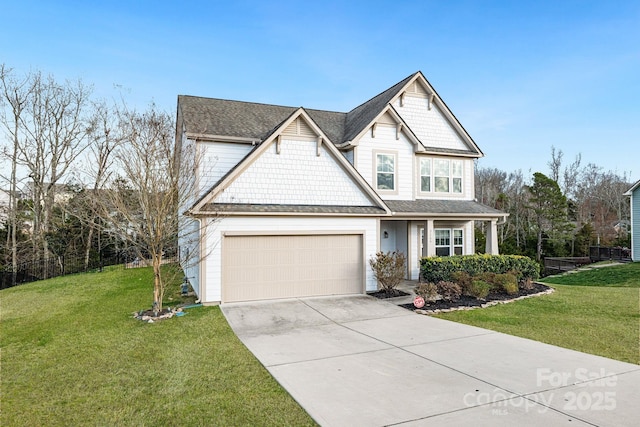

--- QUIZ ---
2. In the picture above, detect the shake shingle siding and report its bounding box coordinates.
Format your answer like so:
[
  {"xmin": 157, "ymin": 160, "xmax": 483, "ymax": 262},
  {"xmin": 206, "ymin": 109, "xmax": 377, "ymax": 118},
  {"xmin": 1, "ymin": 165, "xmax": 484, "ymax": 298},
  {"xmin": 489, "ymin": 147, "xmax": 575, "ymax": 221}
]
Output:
[{"xmin": 632, "ymin": 187, "xmax": 640, "ymax": 261}]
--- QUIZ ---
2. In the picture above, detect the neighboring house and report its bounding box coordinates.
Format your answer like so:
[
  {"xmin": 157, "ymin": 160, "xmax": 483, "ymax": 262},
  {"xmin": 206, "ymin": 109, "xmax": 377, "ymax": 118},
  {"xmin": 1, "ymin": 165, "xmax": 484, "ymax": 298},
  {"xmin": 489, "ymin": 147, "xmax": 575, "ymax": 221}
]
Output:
[
  {"xmin": 624, "ymin": 180, "xmax": 640, "ymax": 261},
  {"xmin": 176, "ymin": 71, "xmax": 507, "ymax": 304}
]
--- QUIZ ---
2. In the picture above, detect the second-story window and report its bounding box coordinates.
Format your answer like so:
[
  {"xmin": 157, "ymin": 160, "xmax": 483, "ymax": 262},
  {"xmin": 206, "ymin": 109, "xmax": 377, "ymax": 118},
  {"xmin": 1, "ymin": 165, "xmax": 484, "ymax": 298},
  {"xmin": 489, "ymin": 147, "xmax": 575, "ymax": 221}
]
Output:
[
  {"xmin": 376, "ymin": 153, "xmax": 395, "ymax": 191},
  {"xmin": 420, "ymin": 158, "xmax": 431, "ymax": 192},
  {"xmin": 452, "ymin": 160, "xmax": 463, "ymax": 193},
  {"xmin": 420, "ymin": 157, "xmax": 463, "ymax": 194},
  {"xmin": 434, "ymin": 159, "xmax": 450, "ymax": 192}
]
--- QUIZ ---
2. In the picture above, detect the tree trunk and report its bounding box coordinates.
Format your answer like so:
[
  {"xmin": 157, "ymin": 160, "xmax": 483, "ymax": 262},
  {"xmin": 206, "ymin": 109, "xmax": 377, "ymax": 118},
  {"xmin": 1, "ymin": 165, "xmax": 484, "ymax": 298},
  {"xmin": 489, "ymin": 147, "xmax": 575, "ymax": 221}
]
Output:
[
  {"xmin": 84, "ymin": 221, "xmax": 95, "ymax": 270},
  {"xmin": 536, "ymin": 229, "xmax": 543, "ymax": 262},
  {"xmin": 153, "ymin": 253, "xmax": 163, "ymax": 316}
]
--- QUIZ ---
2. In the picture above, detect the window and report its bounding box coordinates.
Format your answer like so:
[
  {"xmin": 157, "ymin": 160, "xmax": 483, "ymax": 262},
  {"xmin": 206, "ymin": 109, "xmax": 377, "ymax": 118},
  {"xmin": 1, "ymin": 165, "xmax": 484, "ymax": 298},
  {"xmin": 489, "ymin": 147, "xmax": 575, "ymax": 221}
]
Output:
[
  {"xmin": 435, "ymin": 229, "xmax": 450, "ymax": 256},
  {"xmin": 376, "ymin": 153, "xmax": 395, "ymax": 191},
  {"xmin": 418, "ymin": 157, "xmax": 464, "ymax": 194},
  {"xmin": 419, "ymin": 158, "xmax": 431, "ymax": 192},
  {"xmin": 452, "ymin": 160, "xmax": 463, "ymax": 193},
  {"xmin": 435, "ymin": 228, "xmax": 464, "ymax": 256},
  {"xmin": 434, "ymin": 159, "xmax": 449, "ymax": 192},
  {"xmin": 453, "ymin": 229, "xmax": 463, "ymax": 255}
]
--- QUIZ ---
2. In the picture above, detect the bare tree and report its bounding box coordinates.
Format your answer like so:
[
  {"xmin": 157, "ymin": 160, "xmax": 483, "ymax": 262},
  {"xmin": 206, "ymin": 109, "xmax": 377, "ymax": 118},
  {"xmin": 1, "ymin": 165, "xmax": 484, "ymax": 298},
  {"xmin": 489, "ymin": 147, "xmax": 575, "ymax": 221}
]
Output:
[
  {"xmin": 0, "ymin": 65, "xmax": 33, "ymax": 283},
  {"xmin": 548, "ymin": 146, "xmax": 563, "ymax": 183},
  {"xmin": 79, "ymin": 101, "xmax": 123, "ymax": 269},
  {"xmin": 94, "ymin": 103, "xmax": 203, "ymax": 315},
  {"xmin": 8, "ymin": 70, "xmax": 92, "ymax": 265}
]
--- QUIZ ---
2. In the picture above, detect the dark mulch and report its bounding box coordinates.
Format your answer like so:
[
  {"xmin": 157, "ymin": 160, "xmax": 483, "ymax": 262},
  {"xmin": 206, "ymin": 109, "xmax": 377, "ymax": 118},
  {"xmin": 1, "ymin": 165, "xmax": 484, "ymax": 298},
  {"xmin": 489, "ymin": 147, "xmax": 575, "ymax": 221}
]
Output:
[
  {"xmin": 367, "ymin": 289, "xmax": 410, "ymax": 299},
  {"xmin": 398, "ymin": 282, "xmax": 552, "ymax": 311}
]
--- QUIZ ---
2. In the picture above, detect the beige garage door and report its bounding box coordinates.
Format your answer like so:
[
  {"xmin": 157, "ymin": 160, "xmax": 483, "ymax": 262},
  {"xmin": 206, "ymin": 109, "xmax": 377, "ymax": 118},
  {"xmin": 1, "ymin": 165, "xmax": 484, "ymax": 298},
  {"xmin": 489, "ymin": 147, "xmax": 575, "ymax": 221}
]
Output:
[{"xmin": 222, "ymin": 234, "xmax": 363, "ymax": 303}]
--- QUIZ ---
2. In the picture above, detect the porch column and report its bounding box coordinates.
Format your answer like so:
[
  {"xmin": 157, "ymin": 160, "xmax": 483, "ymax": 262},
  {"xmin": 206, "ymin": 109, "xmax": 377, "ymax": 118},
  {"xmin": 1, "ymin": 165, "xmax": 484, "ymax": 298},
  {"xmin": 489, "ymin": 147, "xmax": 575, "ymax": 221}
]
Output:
[
  {"xmin": 425, "ymin": 219, "xmax": 435, "ymax": 257},
  {"xmin": 485, "ymin": 219, "xmax": 499, "ymax": 255}
]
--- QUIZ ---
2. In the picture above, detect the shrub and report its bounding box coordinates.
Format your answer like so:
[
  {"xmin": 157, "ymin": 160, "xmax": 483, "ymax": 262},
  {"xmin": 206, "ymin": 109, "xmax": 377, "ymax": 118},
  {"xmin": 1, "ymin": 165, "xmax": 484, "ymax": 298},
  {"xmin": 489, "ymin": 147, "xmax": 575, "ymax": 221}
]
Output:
[
  {"xmin": 451, "ymin": 271, "xmax": 473, "ymax": 295},
  {"xmin": 496, "ymin": 273, "xmax": 519, "ymax": 295},
  {"xmin": 469, "ymin": 280, "xmax": 491, "ymax": 300},
  {"xmin": 520, "ymin": 277, "xmax": 535, "ymax": 291},
  {"xmin": 421, "ymin": 254, "xmax": 539, "ymax": 283},
  {"xmin": 369, "ymin": 251, "xmax": 407, "ymax": 295},
  {"xmin": 415, "ymin": 282, "xmax": 438, "ymax": 302},
  {"xmin": 436, "ymin": 281, "xmax": 462, "ymax": 301}
]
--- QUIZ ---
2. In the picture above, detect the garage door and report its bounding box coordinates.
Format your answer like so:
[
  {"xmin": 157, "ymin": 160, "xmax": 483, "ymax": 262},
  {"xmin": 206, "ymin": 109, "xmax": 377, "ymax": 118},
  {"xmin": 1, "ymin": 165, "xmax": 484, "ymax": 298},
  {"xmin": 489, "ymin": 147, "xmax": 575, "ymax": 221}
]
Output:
[{"xmin": 222, "ymin": 234, "xmax": 363, "ymax": 303}]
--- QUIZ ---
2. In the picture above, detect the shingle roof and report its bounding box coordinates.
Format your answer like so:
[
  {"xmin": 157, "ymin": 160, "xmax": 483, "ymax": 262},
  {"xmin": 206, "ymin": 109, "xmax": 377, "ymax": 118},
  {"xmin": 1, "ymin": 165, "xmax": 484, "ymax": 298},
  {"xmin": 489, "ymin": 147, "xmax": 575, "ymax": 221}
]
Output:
[
  {"xmin": 342, "ymin": 73, "xmax": 416, "ymax": 142},
  {"xmin": 178, "ymin": 96, "xmax": 297, "ymax": 140},
  {"xmin": 201, "ymin": 203, "xmax": 387, "ymax": 215},
  {"xmin": 177, "ymin": 72, "xmax": 422, "ymax": 147},
  {"xmin": 384, "ymin": 199, "xmax": 506, "ymax": 216}
]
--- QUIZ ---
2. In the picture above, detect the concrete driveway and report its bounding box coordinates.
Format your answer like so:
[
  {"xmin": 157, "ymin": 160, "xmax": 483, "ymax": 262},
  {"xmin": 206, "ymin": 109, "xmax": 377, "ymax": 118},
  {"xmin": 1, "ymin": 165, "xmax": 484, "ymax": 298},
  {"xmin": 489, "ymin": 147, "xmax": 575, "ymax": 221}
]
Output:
[{"xmin": 222, "ymin": 295, "xmax": 640, "ymax": 427}]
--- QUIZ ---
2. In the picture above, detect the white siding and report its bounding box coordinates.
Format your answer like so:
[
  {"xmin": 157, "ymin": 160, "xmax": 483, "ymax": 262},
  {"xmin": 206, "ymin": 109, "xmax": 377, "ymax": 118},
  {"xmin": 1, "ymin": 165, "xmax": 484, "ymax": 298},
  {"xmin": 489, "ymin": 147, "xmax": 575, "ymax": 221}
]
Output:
[
  {"xmin": 393, "ymin": 95, "xmax": 469, "ymax": 151},
  {"xmin": 178, "ymin": 217, "xmax": 201, "ymax": 297},
  {"xmin": 203, "ymin": 216, "xmax": 378, "ymax": 303},
  {"xmin": 632, "ymin": 188, "xmax": 640, "ymax": 261},
  {"xmin": 198, "ymin": 141, "xmax": 253, "ymax": 198},
  {"xmin": 355, "ymin": 124, "xmax": 414, "ymax": 200},
  {"xmin": 178, "ymin": 133, "xmax": 197, "ymax": 213},
  {"xmin": 214, "ymin": 138, "xmax": 373, "ymax": 206}
]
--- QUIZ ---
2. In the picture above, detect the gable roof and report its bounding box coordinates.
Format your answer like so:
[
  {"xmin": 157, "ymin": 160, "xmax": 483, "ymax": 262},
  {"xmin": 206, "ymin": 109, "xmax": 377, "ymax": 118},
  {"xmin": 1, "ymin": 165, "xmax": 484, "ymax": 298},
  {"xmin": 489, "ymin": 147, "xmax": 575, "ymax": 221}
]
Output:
[
  {"xmin": 189, "ymin": 107, "xmax": 390, "ymax": 216},
  {"xmin": 624, "ymin": 180, "xmax": 640, "ymax": 196},
  {"xmin": 177, "ymin": 71, "xmax": 482, "ymax": 156},
  {"xmin": 178, "ymin": 96, "xmax": 346, "ymax": 144},
  {"xmin": 342, "ymin": 73, "xmax": 415, "ymax": 143}
]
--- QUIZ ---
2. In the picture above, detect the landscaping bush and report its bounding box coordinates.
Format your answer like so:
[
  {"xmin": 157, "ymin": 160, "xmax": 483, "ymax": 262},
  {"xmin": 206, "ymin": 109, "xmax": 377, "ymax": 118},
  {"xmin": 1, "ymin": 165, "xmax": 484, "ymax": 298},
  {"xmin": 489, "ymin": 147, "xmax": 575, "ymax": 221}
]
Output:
[
  {"xmin": 476, "ymin": 272, "xmax": 498, "ymax": 290},
  {"xmin": 436, "ymin": 281, "xmax": 462, "ymax": 301},
  {"xmin": 369, "ymin": 251, "xmax": 407, "ymax": 295},
  {"xmin": 469, "ymin": 280, "xmax": 491, "ymax": 300},
  {"xmin": 451, "ymin": 271, "xmax": 473, "ymax": 295},
  {"xmin": 421, "ymin": 254, "xmax": 539, "ymax": 283},
  {"xmin": 415, "ymin": 282, "xmax": 438, "ymax": 302},
  {"xmin": 496, "ymin": 273, "xmax": 519, "ymax": 295},
  {"xmin": 520, "ymin": 277, "xmax": 535, "ymax": 291}
]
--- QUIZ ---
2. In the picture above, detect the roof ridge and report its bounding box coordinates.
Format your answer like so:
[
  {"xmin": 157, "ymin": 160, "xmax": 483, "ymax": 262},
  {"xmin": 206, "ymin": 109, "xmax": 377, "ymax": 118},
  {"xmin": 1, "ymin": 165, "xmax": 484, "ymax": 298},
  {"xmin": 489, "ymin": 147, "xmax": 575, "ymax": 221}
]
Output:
[
  {"xmin": 341, "ymin": 72, "xmax": 419, "ymax": 143},
  {"xmin": 178, "ymin": 94, "xmax": 301, "ymax": 110},
  {"xmin": 345, "ymin": 72, "xmax": 418, "ymax": 115},
  {"xmin": 178, "ymin": 94, "xmax": 349, "ymax": 116}
]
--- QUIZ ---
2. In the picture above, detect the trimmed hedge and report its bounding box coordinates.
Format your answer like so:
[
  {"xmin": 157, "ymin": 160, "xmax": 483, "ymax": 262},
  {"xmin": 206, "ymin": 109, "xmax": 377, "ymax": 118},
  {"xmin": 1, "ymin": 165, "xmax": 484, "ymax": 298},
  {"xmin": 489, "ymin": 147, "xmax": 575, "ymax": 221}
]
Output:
[{"xmin": 420, "ymin": 254, "xmax": 540, "ymax": 283}]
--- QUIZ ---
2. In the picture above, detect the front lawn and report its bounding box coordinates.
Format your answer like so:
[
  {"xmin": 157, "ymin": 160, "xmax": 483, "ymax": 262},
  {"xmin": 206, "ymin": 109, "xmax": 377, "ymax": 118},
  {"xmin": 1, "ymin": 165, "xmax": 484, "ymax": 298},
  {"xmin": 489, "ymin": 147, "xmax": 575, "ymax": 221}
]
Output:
[
  {"xmin": 434, "ymin": 263, "xmax": 640, "ymax": 365},
  {"xmin": 0, "ymin": 266, "xmax": 315, "ymax": 426}
]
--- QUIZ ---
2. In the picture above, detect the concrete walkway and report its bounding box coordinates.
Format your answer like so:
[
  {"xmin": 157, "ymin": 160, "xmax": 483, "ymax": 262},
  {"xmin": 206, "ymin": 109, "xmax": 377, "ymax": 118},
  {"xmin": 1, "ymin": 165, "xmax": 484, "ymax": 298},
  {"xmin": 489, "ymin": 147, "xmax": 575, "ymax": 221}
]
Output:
[{"xmin": 222, "ymin": 295, "xmax": 640, "ymax": 426}]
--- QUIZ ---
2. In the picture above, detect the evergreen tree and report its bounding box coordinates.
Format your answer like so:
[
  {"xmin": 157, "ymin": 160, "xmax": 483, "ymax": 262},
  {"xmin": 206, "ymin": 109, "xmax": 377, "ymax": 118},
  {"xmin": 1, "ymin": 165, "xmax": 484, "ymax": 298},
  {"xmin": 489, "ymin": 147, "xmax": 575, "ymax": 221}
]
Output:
[{"xmin": 526, "ymin": 172, "xmax": 573, "ymax": 261}]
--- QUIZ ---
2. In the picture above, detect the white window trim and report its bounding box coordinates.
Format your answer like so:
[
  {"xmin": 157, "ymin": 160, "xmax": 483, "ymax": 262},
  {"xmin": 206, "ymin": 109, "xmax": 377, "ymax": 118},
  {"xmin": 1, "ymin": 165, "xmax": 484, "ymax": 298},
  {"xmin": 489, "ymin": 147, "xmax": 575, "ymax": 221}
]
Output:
[
  {"xmin": 417, "ymin": 156, "xmax": 464, "ymax": 196},
  {"xmin": 373, "ymin": 150, "xmax": 398, "ymax": 195},
  {"xmin": 435, "ymin": 228, "xmax": 464, "ymax": 256},
  {"xmin": 418, "ymin": 157, "xmax": 432, "ymax": 194}
]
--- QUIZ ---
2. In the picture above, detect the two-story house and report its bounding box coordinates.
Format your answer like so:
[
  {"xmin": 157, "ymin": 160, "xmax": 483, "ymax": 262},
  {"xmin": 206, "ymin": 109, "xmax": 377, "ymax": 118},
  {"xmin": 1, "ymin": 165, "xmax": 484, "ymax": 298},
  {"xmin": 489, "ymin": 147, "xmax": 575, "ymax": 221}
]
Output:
[{"xmin": 176, "ymin": 71, "xmax": 507, "ymax": 304}]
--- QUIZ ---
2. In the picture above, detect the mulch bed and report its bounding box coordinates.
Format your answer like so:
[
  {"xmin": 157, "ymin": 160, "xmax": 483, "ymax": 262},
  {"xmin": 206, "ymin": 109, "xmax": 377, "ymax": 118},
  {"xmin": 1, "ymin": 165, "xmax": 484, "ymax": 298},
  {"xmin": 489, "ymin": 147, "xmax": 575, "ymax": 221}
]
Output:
[
  {"xmin": 391, "ymin": 282, "xmax": 552, "ymax": 312},
  {"xmin": 367, "ymin": 289, "xmax": 410, "ymax": 299}
]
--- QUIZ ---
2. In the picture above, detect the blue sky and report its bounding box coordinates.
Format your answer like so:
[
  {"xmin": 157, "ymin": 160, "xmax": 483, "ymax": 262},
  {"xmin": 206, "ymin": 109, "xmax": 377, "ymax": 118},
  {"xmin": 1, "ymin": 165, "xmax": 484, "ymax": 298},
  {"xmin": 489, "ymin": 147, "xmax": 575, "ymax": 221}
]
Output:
[{"xmin": 2, "ymin": 0, "xmax": 638, "ymax": 179}]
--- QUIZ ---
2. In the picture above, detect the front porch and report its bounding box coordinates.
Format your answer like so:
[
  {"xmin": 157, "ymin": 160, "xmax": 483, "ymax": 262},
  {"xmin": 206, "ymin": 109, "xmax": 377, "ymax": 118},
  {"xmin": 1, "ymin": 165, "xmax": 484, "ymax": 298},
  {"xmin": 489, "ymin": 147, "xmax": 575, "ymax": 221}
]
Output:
[{"xmin": 379, "ymin": 218, "xmax": 500, "ymax": 280}]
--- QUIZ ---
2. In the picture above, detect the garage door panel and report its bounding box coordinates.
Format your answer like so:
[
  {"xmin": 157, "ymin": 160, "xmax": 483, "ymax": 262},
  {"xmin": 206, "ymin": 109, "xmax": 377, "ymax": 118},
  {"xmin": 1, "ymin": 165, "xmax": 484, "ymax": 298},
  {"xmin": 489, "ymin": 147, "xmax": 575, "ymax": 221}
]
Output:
[{"xmin": 223, "ymin": 234, "xmax": 363, "ymax": 303}]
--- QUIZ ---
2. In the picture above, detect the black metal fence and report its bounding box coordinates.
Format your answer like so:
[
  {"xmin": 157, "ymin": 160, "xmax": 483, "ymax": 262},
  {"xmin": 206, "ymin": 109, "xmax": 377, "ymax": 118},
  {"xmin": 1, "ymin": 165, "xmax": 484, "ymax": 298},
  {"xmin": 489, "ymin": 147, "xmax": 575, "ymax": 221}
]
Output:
[
  {"xmin": 1, "ymin": 248, "xmax": 180, "ymax": 290},
  {"xmin": 543, "ymin": 257, "xmax": 592, "ymax": 275},
  {"xmin": 589, "ymin": 246, "xmax": 632, "ymax": 263},
  {"xmin": 0, "ymin": 253, "xmax": 127, "ymax": 290}
]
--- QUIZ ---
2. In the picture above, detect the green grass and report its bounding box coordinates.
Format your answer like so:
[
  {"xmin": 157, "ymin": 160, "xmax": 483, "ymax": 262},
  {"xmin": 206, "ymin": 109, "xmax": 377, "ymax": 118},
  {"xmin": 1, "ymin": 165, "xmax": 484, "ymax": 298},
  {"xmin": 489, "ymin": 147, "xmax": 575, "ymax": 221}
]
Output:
[
  {"xmin": 435, "ymin": 263, "xmax": 640, "ymax": 365},
  {"xmin": 1, "ymin": 266, "xmax": 315, "ymax": 426},
  {"xmin": 542, "ymin": 261, "xmax": 640, "ymax": 287}
]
